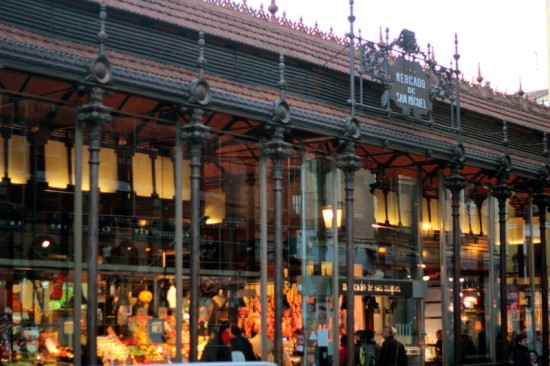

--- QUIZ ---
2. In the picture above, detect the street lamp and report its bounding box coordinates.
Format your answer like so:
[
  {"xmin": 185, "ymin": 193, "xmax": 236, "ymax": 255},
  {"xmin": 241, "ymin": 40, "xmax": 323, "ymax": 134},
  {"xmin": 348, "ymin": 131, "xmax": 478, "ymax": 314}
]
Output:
[{"xmin": 322, "ymin": 204, "xmax": 343, "ymax": 230}]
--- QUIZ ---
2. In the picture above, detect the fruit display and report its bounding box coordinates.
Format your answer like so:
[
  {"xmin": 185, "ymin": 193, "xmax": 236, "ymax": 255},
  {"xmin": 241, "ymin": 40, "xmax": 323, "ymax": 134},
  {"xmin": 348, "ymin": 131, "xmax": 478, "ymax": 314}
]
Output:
[
  {"xmin": 97, "ymin": 334, "xmax": 130, "ymax": 363},
  {"xmin": 140, "ymin": 344, "xmax": 167, "ymax": 364}
]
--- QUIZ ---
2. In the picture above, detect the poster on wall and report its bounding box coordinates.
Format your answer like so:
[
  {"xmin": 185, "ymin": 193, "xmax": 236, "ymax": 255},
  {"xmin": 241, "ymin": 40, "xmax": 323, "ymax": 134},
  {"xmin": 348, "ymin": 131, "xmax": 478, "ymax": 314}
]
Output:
[{"xmin": 507, "ymin": 290, "xmax": 519, "ymax": 311}]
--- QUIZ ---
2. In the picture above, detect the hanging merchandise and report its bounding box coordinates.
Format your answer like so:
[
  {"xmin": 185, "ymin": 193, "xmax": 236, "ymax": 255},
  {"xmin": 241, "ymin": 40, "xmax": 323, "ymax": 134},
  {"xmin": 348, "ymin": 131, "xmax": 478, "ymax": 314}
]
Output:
[
  {"xmin": 167, "ymin": 283, "xmax": 176, "ymax": 309},
  {"xmin": 138, "ymin": 289, "xmax": 153, "ymax": 305}
]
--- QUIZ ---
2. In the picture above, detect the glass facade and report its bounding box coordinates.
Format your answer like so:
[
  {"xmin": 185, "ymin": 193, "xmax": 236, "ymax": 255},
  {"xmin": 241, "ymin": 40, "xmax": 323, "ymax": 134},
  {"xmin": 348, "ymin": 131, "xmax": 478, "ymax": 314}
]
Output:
[{"xmin": 0, "ymin": 99, "xmax": 548, "ymax": 365}]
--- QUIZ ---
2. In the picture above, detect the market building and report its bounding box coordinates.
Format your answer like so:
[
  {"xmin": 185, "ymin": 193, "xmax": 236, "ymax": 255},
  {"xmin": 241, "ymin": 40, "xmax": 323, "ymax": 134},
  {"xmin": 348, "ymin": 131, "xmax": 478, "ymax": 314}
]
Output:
[{"xmin": 0, "ymin": 0, "xmax": 549, "ymax": 365}]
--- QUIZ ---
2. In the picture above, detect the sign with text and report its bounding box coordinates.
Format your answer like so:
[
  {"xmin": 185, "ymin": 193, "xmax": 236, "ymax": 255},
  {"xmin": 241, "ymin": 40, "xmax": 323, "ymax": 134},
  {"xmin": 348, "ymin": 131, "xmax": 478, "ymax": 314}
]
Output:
[
  {"xmin": 339, "ymin": 278, "xmax": 427, "ymax": 298},
  {"xmin": 390, "ymin": 56, "xmax": 432, "ymax": 121}
]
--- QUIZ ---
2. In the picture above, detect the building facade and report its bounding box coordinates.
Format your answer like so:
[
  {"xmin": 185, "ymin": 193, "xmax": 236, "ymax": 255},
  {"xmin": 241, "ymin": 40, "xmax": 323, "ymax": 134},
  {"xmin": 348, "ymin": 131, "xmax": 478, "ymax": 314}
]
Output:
[{"xmin": 0, "ymin": 1, "xmax": 549, "ymax": 365}]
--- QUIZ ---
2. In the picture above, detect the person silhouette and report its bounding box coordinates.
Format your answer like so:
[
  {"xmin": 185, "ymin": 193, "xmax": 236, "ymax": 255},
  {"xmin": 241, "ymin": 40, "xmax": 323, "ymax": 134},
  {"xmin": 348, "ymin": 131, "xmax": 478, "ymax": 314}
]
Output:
[{"xmin": 379, "ymin": 326, "xmax": 407, "ymax": 366}]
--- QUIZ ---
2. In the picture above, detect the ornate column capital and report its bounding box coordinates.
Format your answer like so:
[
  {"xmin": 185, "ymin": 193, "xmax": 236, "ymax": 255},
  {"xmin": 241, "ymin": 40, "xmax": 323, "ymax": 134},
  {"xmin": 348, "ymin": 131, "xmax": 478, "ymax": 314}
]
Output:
[
  {"xmin": 491, "ymin": 156, "xmax": 512, "ymax": 201},
  {"xmin": 532, "ymin": 164, "xmax": 550, "ymax": 210},
  {"xmin": 533, "ymin": 192, "xmax": 550, "ymax": 211},
  {"xmin": 77, "ymin": 86, "xmax": 113, "ymax": 134},
  {"xmin": 491, "ymin": 154, "xmax": 512, "ymax": 201},
  {"xmin": 262, "ymin": 125, "xmax": 292, "ymax": 160},
  {"xmin": 444, "ymin": 144, "xmax": 466, "ymax": 193},
  {"xmin": 491, "ymin": 181, "xmax": 512, "ymax": 202},
  {"xmin": 336, "ymin": 141, "xmax": 361, "ymax": 174},
  {"xmin": 535, "ymin": 163, "xmax": 550, "ymax": 190},
  {"xmin": 179, "ymin": 108, "xmax": 212, "ymax": 147},
  {"xmin": 444, "ymin": 165, "xmax": 466, "ymax": 193}
]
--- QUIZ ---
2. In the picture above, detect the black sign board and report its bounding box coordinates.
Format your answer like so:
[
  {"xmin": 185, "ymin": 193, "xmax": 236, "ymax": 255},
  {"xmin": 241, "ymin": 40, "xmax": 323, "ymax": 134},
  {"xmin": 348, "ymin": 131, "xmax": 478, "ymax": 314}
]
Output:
[
  {"xmin": 390, "ymin": 56, "xmax": 432, "ymax": 121},
  {"xmin": 339, "ymin": 278, "xmax": 426, "ymax": 298}
]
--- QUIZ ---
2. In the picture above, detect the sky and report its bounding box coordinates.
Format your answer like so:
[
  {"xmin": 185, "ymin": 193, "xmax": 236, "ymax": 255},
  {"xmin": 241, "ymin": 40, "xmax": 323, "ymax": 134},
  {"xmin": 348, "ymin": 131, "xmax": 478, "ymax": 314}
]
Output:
[{"xmin": 244, "ymin": 0, "xmax": 548, "ymax": 94}]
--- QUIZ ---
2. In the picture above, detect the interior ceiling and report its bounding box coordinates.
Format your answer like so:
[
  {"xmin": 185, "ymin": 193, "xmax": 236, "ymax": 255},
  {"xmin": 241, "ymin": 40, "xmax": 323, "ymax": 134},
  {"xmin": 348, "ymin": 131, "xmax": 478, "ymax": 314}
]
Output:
[{"xmin": 0, "ymin": 68, "xmax": 531, "ymax": 191}]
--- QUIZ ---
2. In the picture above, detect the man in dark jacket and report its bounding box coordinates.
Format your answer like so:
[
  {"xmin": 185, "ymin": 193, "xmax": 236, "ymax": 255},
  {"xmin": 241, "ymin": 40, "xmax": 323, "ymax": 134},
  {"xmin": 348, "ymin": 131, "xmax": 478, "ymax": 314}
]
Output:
[
  {"xmin": 512, "ymin": 334, "xmax": 530, "ymax": 366},
  {"xmin": 229, "ymin": 325, "xmax": 257, "ymax": 361},
  {"xmin": 200, "ymin": 328, "xmax": 232, "ymax": 362},
  {"xmin": 379, "ymin": 326, "xmax": 407, "ymax": 366},
  {"xmin": 461, "ymin": 326, "xmax": 477, "ymax": 364}
]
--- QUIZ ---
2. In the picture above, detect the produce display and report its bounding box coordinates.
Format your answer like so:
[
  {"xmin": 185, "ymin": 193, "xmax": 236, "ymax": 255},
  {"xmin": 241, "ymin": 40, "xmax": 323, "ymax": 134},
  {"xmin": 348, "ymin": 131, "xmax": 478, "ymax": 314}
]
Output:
[
  {"xmin": 5, "ymin": 279, "xmax": 305, "ymax": 365},
  {"xmin": 97, "ymin": 334, "xmax": 130, "ymax": 363}
]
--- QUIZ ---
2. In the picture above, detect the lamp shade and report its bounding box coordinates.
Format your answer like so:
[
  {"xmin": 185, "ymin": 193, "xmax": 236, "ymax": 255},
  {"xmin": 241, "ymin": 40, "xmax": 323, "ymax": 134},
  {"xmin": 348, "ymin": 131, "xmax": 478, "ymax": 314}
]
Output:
[{"xmin": 322, "ymin": 205, "xmax": 342, "ymax": 229}]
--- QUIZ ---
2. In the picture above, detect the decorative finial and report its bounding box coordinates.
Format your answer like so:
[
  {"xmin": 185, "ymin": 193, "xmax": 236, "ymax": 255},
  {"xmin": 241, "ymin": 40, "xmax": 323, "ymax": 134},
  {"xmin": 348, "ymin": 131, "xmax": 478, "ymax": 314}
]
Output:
[
  {"xmin": 431, "ymin": 46, "xmax": 436, "ymax": 63},
  {"xmin": 476, "ymin": 63, "xmax": 483, "ymax": 85},
  {"xmin": 98, "ymin": 3, "xmax": 108, "ymax": 56},
  {"xmin": 188, "ymin": 31, "xmax": 211, "ymax": 106},
  {"xmin": 427, "ymin": 43, "xmax": 431, "ymax": 60},
  {"xmin": 498, "ymin": 121, "xmax": 511, "ymax": 174},
  {"xmin": 543, "ymin": 132, "xmax": 548, "ymax": 158},
  {"xmin": 517, "ymin": 78, "xmax": 525, "ymax": 97},
  {"xmin": 348, "ymin": 0, "xmax": 355, "ymax": 27},
  {"xmin": 453, "ymin": 33, "xmax": 462, "ymax": 144},
  {"xmin": 278, "ymin": 54, "xmax": 286, "ymax": 100},
  {"xmin": 378, "ymin": 26, "xmax": 385, "ymax": 46},
  {"xmin": 502, "ymin": 120, "xmax": 508, "ymax": 148},
  {"xmin": 453, "ymin": 33, "xmax": 460, "ymax": 66},
  {"xmin": 347, "ymin": 0, "xmax": 356, "ymax": 119},
  {"xmin": 197, "ymin": 31, "xmax": 206, "ymax": 80},
  {"xmin": 271, "ymin": 55, "xmax": 290, "ymax": 125},
  {"xmin": 268, "ymin": 0, "xmax": 278, "ymax": 22},
  {"xmin": 87, "ymin": 3, "xmax": 112, "ymax": 84}
]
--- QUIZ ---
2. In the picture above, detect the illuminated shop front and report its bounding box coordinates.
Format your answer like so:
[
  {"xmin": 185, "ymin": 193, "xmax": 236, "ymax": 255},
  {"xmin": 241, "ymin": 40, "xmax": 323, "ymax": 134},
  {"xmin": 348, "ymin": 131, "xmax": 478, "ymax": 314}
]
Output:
[{"xmin": 0, "ymin": 1, "xmax": 549, "ymax": 366}]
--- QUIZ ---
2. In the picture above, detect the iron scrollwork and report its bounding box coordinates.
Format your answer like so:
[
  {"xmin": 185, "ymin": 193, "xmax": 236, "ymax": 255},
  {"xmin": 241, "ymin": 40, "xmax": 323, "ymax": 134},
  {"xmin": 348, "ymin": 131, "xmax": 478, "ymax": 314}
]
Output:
[
  {"xmin": 427, "ymin": 60, "xmax": 455, "ymax": 103},
  {"xmin": 357, "ymin": 28, "xmax": 458, "ymax": 126},
  {"xmin": 360, "ymin": 40, "xmax": 392, "ymax": 92}
]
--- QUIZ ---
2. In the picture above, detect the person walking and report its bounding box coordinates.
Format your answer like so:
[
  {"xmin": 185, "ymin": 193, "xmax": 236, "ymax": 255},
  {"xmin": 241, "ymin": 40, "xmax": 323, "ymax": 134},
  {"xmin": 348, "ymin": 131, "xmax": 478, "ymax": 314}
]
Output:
[
  {"xmin": 354, "ymin": 331, "xmax": 370, "ymax": 366},
  {"xmin": 200, "ymin": 327, "xmax": 232, "ymax": 362},
  {"xmin": 219, "ymin": 321, "xmax": 231, "ymax": 346},
  {"xmin": 512, "ymin": 334, "xmax": 530, "ymax": 366},
  {"xmin": 461, "ymin": 326, "xmax": 477, "ymax": 364},
  {"xmin": 434, "ymin": 329, "xmax": 443, "ymax": 366},
  {"xmin": 249, "ymin": 324, "xmax": 274, "ymax": 361},
  {"xmin": 339, "ymin": 334, "xmax": 348, "ymax": 366},
  {"xmin": 379, "ymin": 326, "xmax": 407, "ymax": 366},
  {"xmin": 229, "ymin": 325, "xmax": 257, "ymax": 361},
  {"xmin": 363, "ymin": 330, "xmax": 381, "ymax": 366}
]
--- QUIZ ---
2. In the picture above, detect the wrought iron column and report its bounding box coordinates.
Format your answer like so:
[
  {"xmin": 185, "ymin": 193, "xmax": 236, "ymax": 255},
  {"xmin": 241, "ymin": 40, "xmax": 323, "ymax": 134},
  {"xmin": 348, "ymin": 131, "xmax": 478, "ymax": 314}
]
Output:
[
  {"xmin": 262, "ymin": 55, "xmax": 291, "ymax": 366},
  {"xmin": 180, "ymin": 107, "xmax": 210, "ymax": 361},
  {"xmin": 491, "ymin": 155, "xmax": 512, "ymax": 365},
  {"xmin": 180, "ymin": 31, "xmax": 212, "ymax": 362},
  {"xmin": 443, "ymin": 144, "xmax": 466, "ymax": 366},
  {"xmin": 77, "ymin": 84, "xmax": 112, "ymax": 365},
  {"xmin": 73, "ymin": 112, "xmax": 83, "ymax": 364},
  {"xmin": 335, "ymin": 120, "xmax": 361, "ymax": 366},
  {"xmin": 344, "ymin": 3, "xmax": 362, "ymax": 361},
  {"xmin": 77, "ymin": 6, "xmax": 114, "ymax": 363},
  {"xmin": 174, "ymin": 121, "xmax": 184, "ymax": 363},
  {"xmin": 533, "ymin": 162, "xmax": 550, "ymax": 365},
  {"xmin": 264, "ymin": 135, "xmax": 290, "ymax": 366}
]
